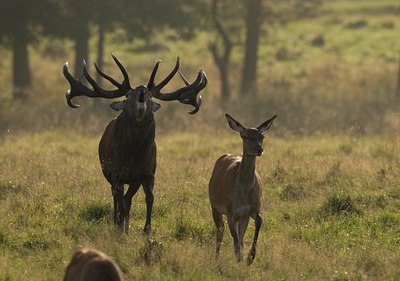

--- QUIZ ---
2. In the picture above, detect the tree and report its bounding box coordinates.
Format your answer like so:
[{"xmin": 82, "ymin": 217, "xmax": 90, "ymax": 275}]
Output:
[
  {"xmin": 120, "ymin": 0, "xmax": 202, "ymax": 43},
  {"xmin": 206, "ymin": 0, "xmax": 243, "ymax": 101},
  {"xmin": 240, "ymin": 0, "xmax": 262, "ymax": 97},
  {"xmin": 209, "ymin": 0, "xmax": 233, "ymax": 101},
  {"xmin": 397, "ymin": 51, "xmax": 400, "ymax": 99},
  {"xmin": 57, "ymin": 0, "xmax": 93, "ymax": 76},
  {"xmin": 0, "ymin": 0, "xmax": 62, "ymax": 100},
  {"xmin": 240, "ymin": 0, "xmax": 322, "ymax": 97},
  {"xmin": 0, "ymin": 1, "xmax": 37, "ymax": 99}
]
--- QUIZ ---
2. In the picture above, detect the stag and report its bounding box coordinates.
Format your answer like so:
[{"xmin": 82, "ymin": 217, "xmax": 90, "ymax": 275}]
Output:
[
  {"xmin": 63, "ymin": 54, "xmax": 207, "ymax": 233},
  {"xmin": 64, "ymin": 248, "xmax": 123, "ymax": 281},
  {"xmin": 208, "ymin": 113, "xmax": 277, "ymax": 265}
]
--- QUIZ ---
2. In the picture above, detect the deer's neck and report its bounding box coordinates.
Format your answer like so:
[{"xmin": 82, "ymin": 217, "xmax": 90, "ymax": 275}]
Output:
[
  {"xmin": 237, "ymin": 153, "xmax": 256, "ymax": 187},
  {"xmin": 117, "ymin": 111, "xmax": 155, "ymax": 148}
]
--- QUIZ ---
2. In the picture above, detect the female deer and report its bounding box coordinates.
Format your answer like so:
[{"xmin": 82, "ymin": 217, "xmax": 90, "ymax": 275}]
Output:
[
  {"xmin": 209, "ymin": 113, "xmax": 277, "ymax": 265},
  {"xmin": 64, "ymin": 248, "xmax": 123, "ymax": 281}
]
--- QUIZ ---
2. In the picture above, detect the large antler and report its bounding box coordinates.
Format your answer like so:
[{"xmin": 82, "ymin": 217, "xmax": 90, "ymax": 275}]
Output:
[
  {"xmin": 63, "ymin": 54, "xmax": 132, "ymax": 108},
  {"xmin": 147, "ymin": 57, "xmax": 208, "ymax": 114}
]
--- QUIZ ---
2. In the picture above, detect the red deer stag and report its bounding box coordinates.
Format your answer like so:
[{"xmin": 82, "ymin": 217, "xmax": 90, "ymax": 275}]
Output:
[
  {"xmin": 64, "ymin": 248, "xmax": 123, "ymax": 281},
  {"xmin": 209, "ymin": 113, "xmax": 277, "ymax": 265},
  {"xmin": 63, "ymin": 54, "xmax": 207, "ymax": 233}
]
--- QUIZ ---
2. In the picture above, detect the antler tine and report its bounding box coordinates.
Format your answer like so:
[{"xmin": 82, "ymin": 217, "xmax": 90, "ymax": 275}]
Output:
[
  {"xmin": 94, "ymin": 62, "xmax": 122, "ymax": 88},
  {"xmin": 153, "ymin": 57, "xmax": 180, "ymax": 91},
  {"xmin": 63, "ymin": 54, "xmax": 133, "ymax": 108},
  {"xmin": 180, "ymin": 70, "xmax": 208, "ymax": 114},
  {"xmin": 83, "ymin": 59, "xmax": 105, "ymax": 94},
  {"xmin": 147, "ymin": 60, "xmax": 161, "ymax": 89},
  {"xmin": 178, "ymin": 70, "xmax": 190, "ymax": 86},
  {"xmin": 151, "ymin": 65, "xmax": 208, "ymax": 114},
  {"xmin": 111, "ymin": 53, "xmax": 131, "ymax": 88},
  {"xmin": 64, "ymin": 62, "xmax": 93, "ymax": 108}
]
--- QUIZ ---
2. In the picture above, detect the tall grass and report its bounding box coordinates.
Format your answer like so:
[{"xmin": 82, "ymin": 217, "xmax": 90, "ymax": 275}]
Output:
[{"xmin": 0, "ymin": 131, "xmax": 399, "ymax": 280}]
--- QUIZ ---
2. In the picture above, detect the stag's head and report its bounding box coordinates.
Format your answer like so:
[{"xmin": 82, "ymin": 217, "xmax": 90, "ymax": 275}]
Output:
[
  {"xmin": 109, "ymin": 86, "xmax": 154, "ymax": 122},
  {"xmin": 63, "ymin": 54, "xmax": 207, "ymax": 121},
  {"xmin": 225, "ymin": 113, "xmax": 277, "ymax": 156}
]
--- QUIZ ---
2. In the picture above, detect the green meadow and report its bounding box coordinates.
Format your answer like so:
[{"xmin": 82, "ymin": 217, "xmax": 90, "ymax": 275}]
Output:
[{"xmin": 0, "ymin": 0, "xmax": 400, "ymax": 280}]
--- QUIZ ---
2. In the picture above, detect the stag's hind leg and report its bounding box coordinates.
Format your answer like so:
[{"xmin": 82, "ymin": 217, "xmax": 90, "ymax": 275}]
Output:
[
  {"xmin": 142, "ymin": 175, "xmax": 155, "ymax": 234},
  {"xmin": 247, "ymin": 213, "xmax": 263, "ymax": 265},
  {"xmin": 124, "ymin": 180, "xmax": 141, "ymax": 234},
  {"xmin": 111, "ymin": 184, "xmax": 126, "ymax": 232},
  {"xmin": 212, "ymin": 207, "xmax": 224, "ymax": 258}
]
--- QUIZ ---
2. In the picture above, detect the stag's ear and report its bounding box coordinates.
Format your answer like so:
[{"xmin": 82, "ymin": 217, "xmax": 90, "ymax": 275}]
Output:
[
  {"xmin": 110, "ymin": 101, "xmax": 125, "ymax": 111},
  {"xmin": 257, "ymin": 115, "xmax": 277, "ymax": 134},
  {"xmin": 152, "ymin": 101, "xmax": 161, "ymax": 112},
  {"xmin": 225, "ymin": 113, "xmax": 245, "ymax": 133}
]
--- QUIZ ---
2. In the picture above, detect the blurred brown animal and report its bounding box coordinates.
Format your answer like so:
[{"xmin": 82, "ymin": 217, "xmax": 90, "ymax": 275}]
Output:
[
  {"xmin": 209, "ymin": 113, "xmax": 277, "ymax": 265},
  {"xmin": 64, "ymin": 248, "xmax": 123, "ymax": 281},
  {"xmin": 63, "ymin": 55, "xmax": 207, "ymax": 233}
]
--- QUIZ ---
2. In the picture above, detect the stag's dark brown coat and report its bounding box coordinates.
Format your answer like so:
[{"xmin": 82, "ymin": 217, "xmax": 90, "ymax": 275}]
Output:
[
  {"xmin": 99, "ymin": 109, "xmax": 156, "ymax": 184},
  {"xmin": 63, "ymin": 55, "xmax": 207, "ymax": 233}
]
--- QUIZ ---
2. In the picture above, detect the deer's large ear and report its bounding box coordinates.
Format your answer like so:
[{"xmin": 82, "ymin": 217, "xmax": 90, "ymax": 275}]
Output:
[
  {"xmin": 225, "ymin": 113, "xmax": 245, "ymax": 133},
  {"xmin": 110, "ymin": 101, "xmax": 125, "ymax": 111},
  {"xmin": 152, "ymin": 101, "xmax": 161, "ymax": 112},
  {"xmin": 257, "ymin": 115, "xmax": 277, "ymax": 134}
]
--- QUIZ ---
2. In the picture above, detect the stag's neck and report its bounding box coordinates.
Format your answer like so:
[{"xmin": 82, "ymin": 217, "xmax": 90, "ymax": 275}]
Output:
[
  {"xmin": 117, "ymin": 111, "xmax": 155, "ymax": 145},
  {"xmin": 237, "ymin": 154, "xmax": 256, "ymax": 187}
]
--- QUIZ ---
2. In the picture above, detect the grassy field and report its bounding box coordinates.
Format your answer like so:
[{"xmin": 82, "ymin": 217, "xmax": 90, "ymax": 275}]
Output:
[
  {"xmin": 0, "ymin": 0, "xmax": 400, "ymax": 280},
  {"xmin": 0, "ymin": 131, "xmax": 399, "ymax": 280}
]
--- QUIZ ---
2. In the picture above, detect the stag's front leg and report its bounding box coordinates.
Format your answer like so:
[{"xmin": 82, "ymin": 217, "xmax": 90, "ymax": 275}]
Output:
[
  {"xmin": 124, "ymin": 180, "xmax": 141, "ymax": 234},
  {"xmin": 112, "ymin": 184, "xmax": 126, "ymax": 232},
  {"xmin": 247, "ymin": 213, "xmax": 262, "ymax": 265},
  {"xmin": 227, "ymin": 216, "xmax": 242, "ymax": 262},
  {"xmin": 142, "ymin": 175, "xmax": 154, "ymax": 234}
]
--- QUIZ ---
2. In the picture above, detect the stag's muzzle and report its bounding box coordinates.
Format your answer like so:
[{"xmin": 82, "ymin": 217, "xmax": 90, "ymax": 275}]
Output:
[{"xmin": 135, "ymin": 102, "xmax": 147, "ymax": 121}]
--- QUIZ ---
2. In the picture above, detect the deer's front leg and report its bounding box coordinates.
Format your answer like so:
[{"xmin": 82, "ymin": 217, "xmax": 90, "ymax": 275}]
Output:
[
  {"xmin": 124, "ymin": 180, "xmax": 141, "ymax": 234},
  {"xmin": 247, "ymin": 213, "xmax": 262, "ymax": 265},
  {"xmin": 227, "ymin": 215, "xmax": 242, "ymax": 262},
  {"xmin": 112, "ymin": 184, "xmax": 126, "ymax": 232},
  {"xmin": 142, "ymin": 175, "xmax": 155, "ymax": 234}
]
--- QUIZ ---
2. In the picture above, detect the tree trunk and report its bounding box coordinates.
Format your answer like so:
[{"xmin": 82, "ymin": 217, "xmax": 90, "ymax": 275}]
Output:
[
  {"xmin": 209, "ymin": 0, "xmax": 232, "ymax": 101},
  {"xmin": 74, "ymin": 21, "xmax": 90, "ymax": 77},
  {"xmin": 397, "ymin": 51, "xmax": 400, "ymax": 99},
  {"xmin": 93, "ymin": 23, "xmax": 106, "ymax": 111},
  {"xmin": 240, "ymin": 0, "xmax": 262, "ymax": 97},
  {"xmin": 210, "ymin": 43, "xmax": 231, "ymax": 101},
  {"xmin": 96, "ymin": 22, "xmax": 105, "ymax": 87},
  {"xmin": 12, "ymin": 23, "xmax": 31, "ymax": 100}
]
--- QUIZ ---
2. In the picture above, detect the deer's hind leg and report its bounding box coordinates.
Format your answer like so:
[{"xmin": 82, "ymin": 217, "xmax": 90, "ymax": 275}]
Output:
[{"xmin": 212, "ymin": 207, "xmax": 224, "ymax": 258}]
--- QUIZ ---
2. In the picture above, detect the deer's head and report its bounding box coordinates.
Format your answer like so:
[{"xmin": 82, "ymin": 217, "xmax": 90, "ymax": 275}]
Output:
[
  {"xmin": 225, "ymin": 113, "xmax": 277, "ymax": 156},
  {"xmin": 63, "ymin": 54, "xmax": 207, "ymax": 121}
]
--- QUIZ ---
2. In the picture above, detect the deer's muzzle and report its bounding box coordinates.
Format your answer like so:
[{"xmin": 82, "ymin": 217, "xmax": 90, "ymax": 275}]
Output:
[{"xmin": 135, "ymin": 102, "xmax": 147, "ymax": 121}]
